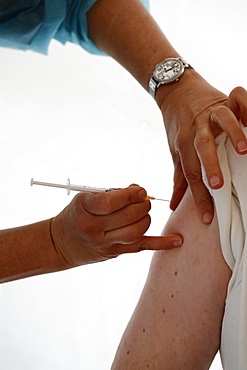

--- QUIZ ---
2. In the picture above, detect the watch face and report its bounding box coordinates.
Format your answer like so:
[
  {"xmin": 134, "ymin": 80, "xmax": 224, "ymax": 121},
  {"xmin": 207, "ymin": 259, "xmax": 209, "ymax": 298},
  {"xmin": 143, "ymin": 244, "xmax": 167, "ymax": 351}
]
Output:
[{"xmin": 153, "ymin": 58, "xmax": 184, "ymax": 83}]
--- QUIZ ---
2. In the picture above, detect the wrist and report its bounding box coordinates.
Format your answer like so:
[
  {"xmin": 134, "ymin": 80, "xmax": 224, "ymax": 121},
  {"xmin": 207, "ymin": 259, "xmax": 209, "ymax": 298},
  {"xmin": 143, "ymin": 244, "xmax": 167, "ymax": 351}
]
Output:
[
  {"xmin": 155, "ymin": 66, "xmax": 200, "ymax": 110},
  {"xmin": 156, "ymin": 68, "xmax": 228, "ymax": 136},
  {"xmin": 148, "ymin": 56, "xmax": 194, "ymax": 104},
  {"xmin": 50, "ymin": 216, "xmax": 75, "ymax": 269}
]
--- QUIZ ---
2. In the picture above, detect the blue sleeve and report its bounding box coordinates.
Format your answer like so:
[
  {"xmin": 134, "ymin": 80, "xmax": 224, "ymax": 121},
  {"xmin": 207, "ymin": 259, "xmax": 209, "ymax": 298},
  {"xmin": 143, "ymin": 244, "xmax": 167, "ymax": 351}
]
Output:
[
  {"xmin": 0, "ymin": 0, "xmax": 149, "ymax": 55},
  {"xmin": 54, "ymin": 0, "xmax": 104, "ymax": 55},
  {"xmin": 0, "ymin": 0, "xmax": 66, "ymax": 54}
]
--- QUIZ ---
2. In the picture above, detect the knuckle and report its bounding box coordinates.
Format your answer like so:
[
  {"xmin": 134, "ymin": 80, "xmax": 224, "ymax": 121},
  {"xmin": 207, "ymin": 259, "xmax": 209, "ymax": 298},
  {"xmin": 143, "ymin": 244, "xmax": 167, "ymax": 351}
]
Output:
[
  {"xmin": 80, "ymin": 216, "xmax": 96, "ymax": 235},
  {"xmin": 138, "ymin": 241, "xmax": 148, "ymax": 251},
  {"xmin": 211, "ymin": 105, "xmax": 228, "ymax": 119},
  {"xmin": 97, "ymin": 194, "xmax": 114, "ymax": 214},
  {"xmin": 126, "ymin": 228, "xmax": 141, "ymax": 243},
  {"xmin": 126, "ymin": 203, "xmax": 150, "ymax": 222},
  {"xmin": 194, "ymin": 133, "xmax": 211, "ymax": 150},
  {"xmin": 126, "ymin": 207, "xmax": 138, "ymax": 221},
  {"xmin": 70, "ymin": 195, "xmax": 106, "ymax": 245},
  {"xmin": 126, "ymin": 216, "xmax": 151, "ymax": 243},
  {"xmin": 80, "ymin": 215, "xmax": 104, "ymax": 243},
  {"xmin": 216, "ymin": 105, "xmax": 228, "ymax": 114},
  {"xmin": 175, "ymin": 131, "xmax": 186, "ymax": 151},
  {"xmin": 186, "ymin": 170, "xmax": 202, "ymax": 184},
  {"xmin": 128, "ymin": 220, "xmax": 150, "ymax": 243},
  {"xmin": 231, "ymin": 86, "xmax": 245, "ymax": 98}
]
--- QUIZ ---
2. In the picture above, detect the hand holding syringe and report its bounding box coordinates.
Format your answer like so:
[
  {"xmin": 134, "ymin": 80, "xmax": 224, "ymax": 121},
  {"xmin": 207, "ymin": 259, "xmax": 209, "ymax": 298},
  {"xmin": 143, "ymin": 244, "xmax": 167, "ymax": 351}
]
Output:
[
  {"xmin": 30, "ymin": 179, "xmax": 182, "ymax": 266},
  {"xmin": 31, "ymin": 178, "xmax": 170, "ymax": 202}
]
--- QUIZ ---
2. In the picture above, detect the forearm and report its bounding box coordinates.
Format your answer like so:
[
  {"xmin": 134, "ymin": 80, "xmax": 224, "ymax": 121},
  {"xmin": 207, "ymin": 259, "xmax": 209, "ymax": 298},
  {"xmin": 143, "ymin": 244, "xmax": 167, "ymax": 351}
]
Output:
[
  {"xmin": 87, "ymin": 0, "xmax": 203, "ymax": 106},
  {"xmin": 0, "ymin": 219, "xmax": 69, "ymax": 283},
  {"xmin": 0, "ymin": 186, "xmax": 183, "ymax": 283},
  {"xmin": 87, "ymin": 0, "xmax": 178, "ymax": 89}
]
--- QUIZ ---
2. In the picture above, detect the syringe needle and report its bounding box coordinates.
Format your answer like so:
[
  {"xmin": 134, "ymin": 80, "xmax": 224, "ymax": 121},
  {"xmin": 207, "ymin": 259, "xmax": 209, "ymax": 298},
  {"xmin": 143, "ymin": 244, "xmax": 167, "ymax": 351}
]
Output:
[
  {"xmin": 31, "ymin": 179, "xmax": 170, "ymax": 201},
  {"xmin": 146, "ymin": 195, "xmax": 170, "ymax": 202}
]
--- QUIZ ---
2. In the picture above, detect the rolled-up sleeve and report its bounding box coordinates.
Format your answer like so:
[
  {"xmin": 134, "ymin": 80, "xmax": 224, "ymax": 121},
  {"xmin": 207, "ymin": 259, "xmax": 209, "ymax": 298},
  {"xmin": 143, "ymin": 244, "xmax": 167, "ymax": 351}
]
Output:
[
  {"xmin": 54, "ymin": 0, "xmax": 103, "ymax": 55},
  {"xmin": 0, "ymin": 0, "xmax": 149, "ymax": 55}
]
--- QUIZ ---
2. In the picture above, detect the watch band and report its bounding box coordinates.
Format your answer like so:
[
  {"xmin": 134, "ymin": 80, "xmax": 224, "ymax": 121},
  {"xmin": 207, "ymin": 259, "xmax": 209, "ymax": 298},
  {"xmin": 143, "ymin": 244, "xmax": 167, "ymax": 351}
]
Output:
[{"xmin": 149, "ymin": 57, "xmax": 192, "ymax": 99}]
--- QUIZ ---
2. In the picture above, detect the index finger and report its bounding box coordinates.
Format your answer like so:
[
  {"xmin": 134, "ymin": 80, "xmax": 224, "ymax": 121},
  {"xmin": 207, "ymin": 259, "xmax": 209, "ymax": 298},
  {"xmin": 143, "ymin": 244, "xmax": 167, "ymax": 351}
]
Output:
[
  {"xmin": 177, "ymin": 130, "xmax": 214, "ymax": 224},
  {"xmin": 81, "ymin": 185, "xmax": 148, "ymax": 215},
  {"xmin": 210, "ymin": 105, "xmax": 247, "ymax": 155},
  {"xmin": 109, "ymin": 235, "xmax": 183, "ymax": 256}
]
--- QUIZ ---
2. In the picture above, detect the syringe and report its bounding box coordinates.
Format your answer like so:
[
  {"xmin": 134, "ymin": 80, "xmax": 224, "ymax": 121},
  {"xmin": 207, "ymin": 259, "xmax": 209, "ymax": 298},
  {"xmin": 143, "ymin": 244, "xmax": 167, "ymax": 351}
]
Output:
[{"xmin": 31, "ymin": 179, "xmax": 170, "ymax": 202}]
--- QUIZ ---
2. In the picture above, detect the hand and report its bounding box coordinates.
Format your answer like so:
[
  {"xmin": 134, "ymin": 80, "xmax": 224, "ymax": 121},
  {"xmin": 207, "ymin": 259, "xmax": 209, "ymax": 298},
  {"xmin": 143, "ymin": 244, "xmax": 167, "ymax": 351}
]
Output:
[
  {"xmin": 157, "ymin": 71, "xmax": 247, "ymax": 224},
  {"xmin": 51, "ymin": 185, "xmax": 183, "ymax": 267}
]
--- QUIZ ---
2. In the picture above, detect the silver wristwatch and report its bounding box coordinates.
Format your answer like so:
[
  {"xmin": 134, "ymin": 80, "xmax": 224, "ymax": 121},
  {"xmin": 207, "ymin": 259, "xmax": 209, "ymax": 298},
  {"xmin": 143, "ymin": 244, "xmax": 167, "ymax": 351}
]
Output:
[{"xmin": 149, "ymin": 57, "xmax": 192, "ymax": 99}]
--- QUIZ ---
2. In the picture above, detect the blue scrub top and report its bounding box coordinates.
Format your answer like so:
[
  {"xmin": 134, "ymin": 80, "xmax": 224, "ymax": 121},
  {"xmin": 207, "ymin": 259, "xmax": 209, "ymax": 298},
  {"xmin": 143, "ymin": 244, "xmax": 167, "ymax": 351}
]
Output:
[{"xmin": 0, "ymin": 0, "xmax": 149, "ymax": 55}]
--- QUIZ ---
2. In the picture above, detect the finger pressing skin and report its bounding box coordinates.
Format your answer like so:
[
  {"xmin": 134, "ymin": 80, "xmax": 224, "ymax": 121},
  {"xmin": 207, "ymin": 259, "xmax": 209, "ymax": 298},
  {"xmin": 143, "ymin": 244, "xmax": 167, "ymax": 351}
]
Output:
[
  {"xmin": 109, "ymin": 235, "xmax": 183, "ymax": 256},
  {"xmin": 80, "ymin": 185, "xmax": 147, "ymax": 215},
  {"xmin": 211, "ymin": 105, "xmax": 247, "ymax": 154}
]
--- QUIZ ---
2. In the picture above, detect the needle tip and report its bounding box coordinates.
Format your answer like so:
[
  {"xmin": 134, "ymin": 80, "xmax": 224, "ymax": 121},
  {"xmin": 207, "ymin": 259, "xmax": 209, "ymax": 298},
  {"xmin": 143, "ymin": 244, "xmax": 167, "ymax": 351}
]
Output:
[
  {"xmin": 146, "ymin": 195, "xmax": 155, "ymax": 200},
  {"xmin": 146, "ymin": 195, "xmax": 170, "ymax": 202}
]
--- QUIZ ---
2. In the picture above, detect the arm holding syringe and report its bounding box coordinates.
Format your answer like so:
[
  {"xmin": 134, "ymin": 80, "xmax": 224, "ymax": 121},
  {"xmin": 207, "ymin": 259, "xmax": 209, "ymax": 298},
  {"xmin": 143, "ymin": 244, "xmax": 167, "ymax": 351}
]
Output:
[{"xmin": 0, "ymin": 184, "xmax": 182, "ymax": 283}]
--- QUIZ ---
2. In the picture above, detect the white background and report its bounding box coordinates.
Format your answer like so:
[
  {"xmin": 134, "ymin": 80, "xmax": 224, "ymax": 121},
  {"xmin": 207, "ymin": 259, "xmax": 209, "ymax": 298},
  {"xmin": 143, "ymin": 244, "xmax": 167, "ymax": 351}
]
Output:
[{"xmin": 0, "ymin": 0, "xmax": 246, "ymax": 369}]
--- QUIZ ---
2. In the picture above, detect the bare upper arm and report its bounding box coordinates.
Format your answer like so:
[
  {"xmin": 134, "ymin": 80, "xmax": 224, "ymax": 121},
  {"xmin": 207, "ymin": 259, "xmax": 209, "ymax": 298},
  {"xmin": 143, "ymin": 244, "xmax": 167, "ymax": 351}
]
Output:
[{"xmin": 112, "ymin": 190, "xmax": 231, "ymax": 370}]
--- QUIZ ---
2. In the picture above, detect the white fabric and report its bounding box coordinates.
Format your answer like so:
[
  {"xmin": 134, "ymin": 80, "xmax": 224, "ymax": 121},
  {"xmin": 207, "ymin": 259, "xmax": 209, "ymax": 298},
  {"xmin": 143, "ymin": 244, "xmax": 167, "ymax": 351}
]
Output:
[{"xmin": 203, "ymin": 128, "xmax": 247, "ymax": 369}]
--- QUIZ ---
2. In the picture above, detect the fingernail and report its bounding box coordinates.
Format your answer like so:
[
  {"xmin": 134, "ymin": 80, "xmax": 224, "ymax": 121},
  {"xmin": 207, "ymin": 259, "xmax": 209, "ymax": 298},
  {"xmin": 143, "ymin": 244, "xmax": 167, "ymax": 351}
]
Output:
[
  {"xmin": 173, "ymin": 239, "xmax": 183, "ymax": 247},
  {"xmin": 209, "ymin": 175, "xmax": 221, "ymax": 188},
  {"xmin": 138, "ymin": 189, "xmax": 147, "ymax": 200},
  {"xmin": 237, "ymin": 140, "xmax": 247, "ymax": 153},
  {"xmin": 202, "ymin": 211, "xmax": 213, "ymax": 224}
]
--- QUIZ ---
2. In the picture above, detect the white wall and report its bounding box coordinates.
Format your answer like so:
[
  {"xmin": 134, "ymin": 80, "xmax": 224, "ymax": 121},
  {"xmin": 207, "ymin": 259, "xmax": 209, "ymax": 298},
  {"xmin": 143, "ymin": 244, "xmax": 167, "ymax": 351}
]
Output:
[{"xmin": 0, "ymin": 0, "xmax": 246, "ymax": 369}]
